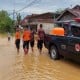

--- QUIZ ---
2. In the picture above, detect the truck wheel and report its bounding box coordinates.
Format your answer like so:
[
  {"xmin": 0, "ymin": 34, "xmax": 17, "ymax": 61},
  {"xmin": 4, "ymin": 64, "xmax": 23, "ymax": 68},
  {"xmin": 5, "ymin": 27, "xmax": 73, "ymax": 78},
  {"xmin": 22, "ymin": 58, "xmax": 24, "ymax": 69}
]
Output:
[{"xmin": 50, "ymin": 46, "xmax": 59, "ymax": 60}]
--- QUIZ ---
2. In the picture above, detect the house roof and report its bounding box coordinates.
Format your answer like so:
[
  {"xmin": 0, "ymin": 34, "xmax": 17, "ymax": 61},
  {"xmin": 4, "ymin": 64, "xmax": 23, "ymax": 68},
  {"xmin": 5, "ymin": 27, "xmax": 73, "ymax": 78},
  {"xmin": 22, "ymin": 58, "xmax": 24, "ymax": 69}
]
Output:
[
  {"xmin": 29, "ymin": 12, "xmax": 60, "ymax": 19},
  {"xmin": 33, "ymin": 19, "xmax": 54, "ymax": 23},
  {"xmin": 23, "ymin": 12, "xmax": 60, "ymax": 19},
  {"xmin": 21, "ymin": 14, "xmax": 38, "ymax": 25},
  {"xmin": 72, "ymin": 5, "xmax": 80, "ymax": 10},
  {"xmin": 21, "ymin": 19, "xmax": 54, "ymax": 25},
  {"xmin": 56, "ymin": 5, "xmax": 80, "ymax": 21},
  {"xmin": 21, "ymin": 12, "xmax": 60, "ymax": 25}
]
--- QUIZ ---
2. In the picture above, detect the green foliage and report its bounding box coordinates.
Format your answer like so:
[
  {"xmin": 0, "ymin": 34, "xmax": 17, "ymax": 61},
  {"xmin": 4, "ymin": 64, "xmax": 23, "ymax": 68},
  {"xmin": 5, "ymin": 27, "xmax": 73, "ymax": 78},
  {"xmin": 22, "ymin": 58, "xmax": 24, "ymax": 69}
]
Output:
[
  {"xmin": 0, "ymin": 10, "xmax": 13, "ymax": 33},
  {"xmin": 56, "ymin": 8, "xmax": 64, "ymax": 14}
]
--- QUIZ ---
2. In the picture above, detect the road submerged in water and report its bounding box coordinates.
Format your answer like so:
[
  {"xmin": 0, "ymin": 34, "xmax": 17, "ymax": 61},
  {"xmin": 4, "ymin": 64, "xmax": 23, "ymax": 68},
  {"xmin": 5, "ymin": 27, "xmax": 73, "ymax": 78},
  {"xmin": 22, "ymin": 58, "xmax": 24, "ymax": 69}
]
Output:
[{"xmin": 0, "ymin": 37, "xmax": 80, "ymax": 80}]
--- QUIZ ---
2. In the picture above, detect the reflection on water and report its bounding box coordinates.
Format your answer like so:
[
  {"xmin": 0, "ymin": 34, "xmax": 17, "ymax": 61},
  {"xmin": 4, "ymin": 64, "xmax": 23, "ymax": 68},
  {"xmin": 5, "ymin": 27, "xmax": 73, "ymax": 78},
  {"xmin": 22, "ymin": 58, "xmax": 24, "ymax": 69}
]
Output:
[{"xmin": 0, "ymin": 37, "xmax": 80, "ymax": 80}]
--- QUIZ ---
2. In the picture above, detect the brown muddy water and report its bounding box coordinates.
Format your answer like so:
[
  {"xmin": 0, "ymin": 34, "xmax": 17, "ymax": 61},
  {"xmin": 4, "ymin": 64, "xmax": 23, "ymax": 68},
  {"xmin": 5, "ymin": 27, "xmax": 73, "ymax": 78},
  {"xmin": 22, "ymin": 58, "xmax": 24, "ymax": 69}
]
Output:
[{"xmin": 0, "ymin": 36, "xmax": 80, "ymax": 80}]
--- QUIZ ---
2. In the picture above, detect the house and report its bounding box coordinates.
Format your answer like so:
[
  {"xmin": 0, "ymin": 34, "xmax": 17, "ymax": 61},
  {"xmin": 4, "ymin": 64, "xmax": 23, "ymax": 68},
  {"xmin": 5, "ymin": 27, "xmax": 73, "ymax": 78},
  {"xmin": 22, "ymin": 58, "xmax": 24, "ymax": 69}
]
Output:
[
  {"xmin": 21, "ymin": 12, "xmax": 60, "ymax": 33},
  {"xmin": 56, "ymin": 5, "xmax": 80, "ymax": 21},
  {"xmin": 55, "ymin": 5, "xmax": 80, "ymax": 34}
]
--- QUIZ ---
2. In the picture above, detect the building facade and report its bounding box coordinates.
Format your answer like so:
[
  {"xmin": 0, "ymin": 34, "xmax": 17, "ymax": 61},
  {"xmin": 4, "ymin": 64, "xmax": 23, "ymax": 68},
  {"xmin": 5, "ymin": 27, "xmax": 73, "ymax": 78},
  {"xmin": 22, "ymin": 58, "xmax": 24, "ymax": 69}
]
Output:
[{"xmin": 21, "ymin": 12, "xmax": 60, "ymax": 33}]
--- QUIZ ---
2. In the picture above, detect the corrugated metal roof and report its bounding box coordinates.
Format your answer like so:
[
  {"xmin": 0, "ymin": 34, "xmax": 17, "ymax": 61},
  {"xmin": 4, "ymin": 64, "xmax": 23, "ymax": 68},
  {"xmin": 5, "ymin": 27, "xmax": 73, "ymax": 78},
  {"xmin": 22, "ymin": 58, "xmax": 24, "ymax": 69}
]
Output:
[{"xmin": 56, "ymin": 5, "xmax": 80, "ymax": 21}]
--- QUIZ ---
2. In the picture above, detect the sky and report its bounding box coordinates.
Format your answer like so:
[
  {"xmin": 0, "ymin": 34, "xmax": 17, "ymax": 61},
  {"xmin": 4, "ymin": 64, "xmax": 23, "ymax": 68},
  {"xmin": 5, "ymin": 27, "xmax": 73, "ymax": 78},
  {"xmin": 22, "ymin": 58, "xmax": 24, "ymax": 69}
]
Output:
[{"xmin": 0, "ymin": 0, "xmax": 80, "ymax": 18}]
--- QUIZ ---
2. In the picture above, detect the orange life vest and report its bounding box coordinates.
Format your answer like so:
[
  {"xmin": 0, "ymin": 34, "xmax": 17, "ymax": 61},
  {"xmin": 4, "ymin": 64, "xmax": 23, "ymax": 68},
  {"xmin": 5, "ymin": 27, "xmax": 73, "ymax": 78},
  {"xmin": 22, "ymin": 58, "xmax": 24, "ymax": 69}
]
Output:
[
  {"xmin": 15, "ymin": 32, "xmax": 20, "ymax": 39},
  {"xmin": 23, "ymin": 30, "xmax": 31, "ymax": 41}
]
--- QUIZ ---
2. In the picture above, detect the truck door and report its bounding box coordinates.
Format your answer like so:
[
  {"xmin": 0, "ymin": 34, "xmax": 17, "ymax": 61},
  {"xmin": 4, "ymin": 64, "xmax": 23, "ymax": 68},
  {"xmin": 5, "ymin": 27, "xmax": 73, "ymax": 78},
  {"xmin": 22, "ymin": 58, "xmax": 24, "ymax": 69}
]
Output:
[{"xmin": 66, "ymin": 26, "xmax": 80, "ymax": 61}]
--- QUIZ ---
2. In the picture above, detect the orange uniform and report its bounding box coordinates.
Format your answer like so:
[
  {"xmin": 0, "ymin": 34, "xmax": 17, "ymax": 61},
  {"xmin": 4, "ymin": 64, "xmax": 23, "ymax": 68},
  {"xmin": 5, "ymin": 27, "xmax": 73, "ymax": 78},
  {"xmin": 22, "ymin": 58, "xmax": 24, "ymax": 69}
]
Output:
[
  {"xmin": 23, "ymin": 30, "xmax": 31, "ymax": 41},
  {"xmin": 15, "ymin": 32, "xmax": 20, "ymax": 40},
  {"xmin": 15, "ymin": 31, "xmax": 20, "ymax": 52}
]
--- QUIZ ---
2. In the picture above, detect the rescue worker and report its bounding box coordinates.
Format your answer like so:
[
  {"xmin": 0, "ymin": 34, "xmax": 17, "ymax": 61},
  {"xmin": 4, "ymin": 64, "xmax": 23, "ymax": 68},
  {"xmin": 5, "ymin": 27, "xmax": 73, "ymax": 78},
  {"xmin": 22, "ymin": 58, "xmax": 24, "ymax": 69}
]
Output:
[
  {"xmin": 22, "ymin": 26, "xmax": 31, "ymax": 54},
  {"xmin": 15, "ymin": 27, "xmax": 21, "ymax": 53},
  {"xmin": 30, "ymin": 28, "xmax": 35, "ymax": 52},
  {"xmin": 37, "ymin": 24, "xmax": 45, "ymax": 53}
]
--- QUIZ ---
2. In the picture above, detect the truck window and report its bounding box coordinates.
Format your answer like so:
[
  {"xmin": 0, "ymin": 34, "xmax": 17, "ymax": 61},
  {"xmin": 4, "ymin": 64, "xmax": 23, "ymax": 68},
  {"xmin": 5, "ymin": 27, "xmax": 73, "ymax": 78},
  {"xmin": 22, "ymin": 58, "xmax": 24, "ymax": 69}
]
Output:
[
  {"xmin": 71, "ymin": 26, "xmax": 80, "ymax": 37},
  {"xmin": 55, "ymin": 23, "xmax": 69, "ymax": 36},
  {"xmin": 63, "ymin": 24, "xmax": 69, "ymax": 36}
]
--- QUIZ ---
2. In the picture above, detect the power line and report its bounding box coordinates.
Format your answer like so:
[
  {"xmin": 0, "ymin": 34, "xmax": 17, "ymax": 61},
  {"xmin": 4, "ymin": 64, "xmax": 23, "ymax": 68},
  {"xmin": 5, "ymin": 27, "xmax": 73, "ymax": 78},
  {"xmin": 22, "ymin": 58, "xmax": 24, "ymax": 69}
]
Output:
[
  {"xmin": 9, "ymin": 0, "xmax": 39, "ymax": 16},
  {"xmin": 17, "ymin": 0, "xmax": 39, "ymax": 12}
]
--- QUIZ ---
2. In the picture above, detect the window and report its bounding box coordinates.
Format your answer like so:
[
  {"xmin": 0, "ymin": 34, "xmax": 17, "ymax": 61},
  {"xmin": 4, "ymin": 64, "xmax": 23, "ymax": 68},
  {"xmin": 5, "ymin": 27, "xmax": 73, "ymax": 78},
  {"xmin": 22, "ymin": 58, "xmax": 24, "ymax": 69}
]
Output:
[
  {"xmin": 71, "ymin": 26, "xmax": 80, "ymax": 37},
  {"xmin": 55, "ymin": 22, "xmax": 69, "ymax": 36}
]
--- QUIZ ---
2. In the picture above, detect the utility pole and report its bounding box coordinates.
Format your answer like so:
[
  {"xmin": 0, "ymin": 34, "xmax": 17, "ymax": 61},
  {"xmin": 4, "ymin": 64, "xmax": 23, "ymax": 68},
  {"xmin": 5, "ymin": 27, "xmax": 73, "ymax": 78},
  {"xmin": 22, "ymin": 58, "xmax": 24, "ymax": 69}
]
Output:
[
  {"xmin": 13, "ymin": 10, "xmax": 15, "ymax": 21},
  {"xmin": 13, "ymin": 0, "xmax": 15, "ymax": 28},
  {"xmin": 13, "ymin": 9, "xmax": 15, "ymax": 28},
  {"xmin": 16, "ymin": 13, "xmax": 21, "ymax": 25}
]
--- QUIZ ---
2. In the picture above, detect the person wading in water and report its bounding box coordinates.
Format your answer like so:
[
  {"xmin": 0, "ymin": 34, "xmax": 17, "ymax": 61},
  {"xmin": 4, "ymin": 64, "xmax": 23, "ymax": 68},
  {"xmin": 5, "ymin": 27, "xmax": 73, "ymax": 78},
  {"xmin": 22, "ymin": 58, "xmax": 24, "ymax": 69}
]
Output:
[
  {"xmin": 30, "ymin": 28, "xmax": 35, "ymax": 52},
  {"xmin": 15, "ymin": 27, "xmax": 21, "ymax": 53},
  {"xmin": 22, "ymin": 26, "xmax": 31, "ymax": 55},
  {"xmin": 37, "ymin": 24, "xmax": 45, "ymax": 54}
]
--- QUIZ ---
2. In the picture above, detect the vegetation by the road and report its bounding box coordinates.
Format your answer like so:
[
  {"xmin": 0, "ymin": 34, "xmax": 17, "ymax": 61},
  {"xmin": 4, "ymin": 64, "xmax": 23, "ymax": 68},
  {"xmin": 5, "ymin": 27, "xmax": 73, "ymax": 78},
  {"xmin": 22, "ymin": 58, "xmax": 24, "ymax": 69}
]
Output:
[{"xmin": 0, "ymin": 10, "xmax": 13, "ymax": 33}]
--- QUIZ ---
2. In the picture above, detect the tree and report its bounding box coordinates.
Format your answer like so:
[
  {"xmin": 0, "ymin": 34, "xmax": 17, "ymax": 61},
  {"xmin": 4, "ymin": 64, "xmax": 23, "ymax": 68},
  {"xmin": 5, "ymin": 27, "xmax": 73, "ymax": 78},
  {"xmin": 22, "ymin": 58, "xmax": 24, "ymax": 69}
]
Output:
[
  {"xmin": 0, "ymin": 10, "xmax": 13, "ymax": 33},
  {"xmin": 55, "ymin": 8, "xmax": 64, "ymax": 14}
]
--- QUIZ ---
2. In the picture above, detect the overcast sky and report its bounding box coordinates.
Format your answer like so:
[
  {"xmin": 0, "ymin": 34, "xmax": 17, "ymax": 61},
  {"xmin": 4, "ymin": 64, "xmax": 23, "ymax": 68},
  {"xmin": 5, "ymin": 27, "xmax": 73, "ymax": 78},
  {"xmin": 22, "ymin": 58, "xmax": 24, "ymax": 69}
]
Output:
[{"xmin": 0, "ymin": 0, "xmax": 80, "ymax": 18}]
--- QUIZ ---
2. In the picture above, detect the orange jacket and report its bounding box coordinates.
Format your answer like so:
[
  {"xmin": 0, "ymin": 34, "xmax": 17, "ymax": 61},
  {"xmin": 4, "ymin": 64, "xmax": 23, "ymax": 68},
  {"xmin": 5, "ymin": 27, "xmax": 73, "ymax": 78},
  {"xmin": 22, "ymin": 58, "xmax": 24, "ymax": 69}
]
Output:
[
  {"xmin": 23, "ymin": 30, "xmax": 31, "ymax": 41},
  {"xmin": 15, "ymin": 32, "xmax": 20, "ymax": 40}
]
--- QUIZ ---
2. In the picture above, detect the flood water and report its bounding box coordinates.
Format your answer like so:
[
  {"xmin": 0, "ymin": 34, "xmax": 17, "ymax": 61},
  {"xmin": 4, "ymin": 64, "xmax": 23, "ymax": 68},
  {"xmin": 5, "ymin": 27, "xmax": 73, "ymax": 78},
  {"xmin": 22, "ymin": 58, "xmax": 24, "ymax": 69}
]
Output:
[{"xmin": 0, "ymin": 36, "xmax": 80, "ymax": 80}]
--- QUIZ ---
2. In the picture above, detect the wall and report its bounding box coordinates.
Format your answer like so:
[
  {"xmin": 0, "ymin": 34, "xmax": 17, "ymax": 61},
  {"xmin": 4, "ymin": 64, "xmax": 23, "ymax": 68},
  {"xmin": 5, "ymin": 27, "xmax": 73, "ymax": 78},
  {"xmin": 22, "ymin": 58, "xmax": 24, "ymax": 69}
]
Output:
[{"xmin": 37, "ymin": 22, "xmax": 54, "ymax": 34}]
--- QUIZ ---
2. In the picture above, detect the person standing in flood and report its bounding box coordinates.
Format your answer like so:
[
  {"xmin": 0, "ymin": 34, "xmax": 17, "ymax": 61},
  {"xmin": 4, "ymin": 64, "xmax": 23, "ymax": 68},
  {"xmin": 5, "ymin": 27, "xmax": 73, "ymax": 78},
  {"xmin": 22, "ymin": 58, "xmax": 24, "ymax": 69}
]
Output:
[
  {"xmin": 37, "ymin": 24, "xmax": 45, "ymax": 53},
  {"xmin": 7, "ymin": 32, "xmax": 11, "ymax": 41},
  {"xmin": 15, "ymin": 27, "xmax": 21, "ymax": 53},
  {"xmin": 22, "ymin": 26, "xmax": 31, "ymax": 55},
  {"xmin": 30, "ymin": 28, "xmax": 35, "ymax": 52}
]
